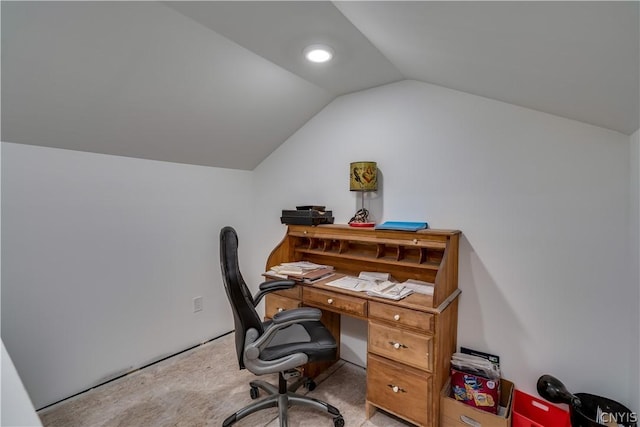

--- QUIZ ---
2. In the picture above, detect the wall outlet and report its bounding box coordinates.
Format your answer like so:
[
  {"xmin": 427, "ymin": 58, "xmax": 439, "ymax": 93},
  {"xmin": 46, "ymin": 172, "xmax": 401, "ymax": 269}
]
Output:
[{"xmin": 193, "ymin": 296, "xmax": 203, "ymax": 313}]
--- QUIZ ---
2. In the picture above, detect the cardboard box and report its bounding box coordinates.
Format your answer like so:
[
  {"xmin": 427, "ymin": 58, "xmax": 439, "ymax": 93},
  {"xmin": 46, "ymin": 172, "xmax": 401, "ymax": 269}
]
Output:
[{"xmin": 441, "ymin": 377, "xmax": 514, "ymax": 427}]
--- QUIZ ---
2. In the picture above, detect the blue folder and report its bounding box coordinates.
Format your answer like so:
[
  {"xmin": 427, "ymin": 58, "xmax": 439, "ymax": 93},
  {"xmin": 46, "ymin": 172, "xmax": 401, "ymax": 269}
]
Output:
[{"xmin": 374, "ymin": 221, "xmax": 428, "ymax": 231}]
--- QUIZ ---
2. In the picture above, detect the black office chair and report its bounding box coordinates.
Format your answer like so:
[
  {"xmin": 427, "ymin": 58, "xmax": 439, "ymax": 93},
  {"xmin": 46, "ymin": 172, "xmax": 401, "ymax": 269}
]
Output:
[{"xmin": 219, "ymin": 226, "xmax": 344, "ymax": 427}]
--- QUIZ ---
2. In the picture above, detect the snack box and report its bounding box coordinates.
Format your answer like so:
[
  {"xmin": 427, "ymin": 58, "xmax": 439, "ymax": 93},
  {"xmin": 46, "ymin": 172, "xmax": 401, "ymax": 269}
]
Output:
[
  {"xmin": 441, "ymin": 377, "xmax": 514, "ymax": 427},
  {"xmin": 450, "ymin": 368, "xmax": 501, "ymax": 413}
]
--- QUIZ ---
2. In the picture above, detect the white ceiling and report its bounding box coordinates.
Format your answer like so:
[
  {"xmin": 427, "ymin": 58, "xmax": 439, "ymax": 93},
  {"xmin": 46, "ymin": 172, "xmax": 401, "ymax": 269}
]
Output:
[{"xmin": 2, "ymin": 1, "xmax": 638, "ymax": 170}]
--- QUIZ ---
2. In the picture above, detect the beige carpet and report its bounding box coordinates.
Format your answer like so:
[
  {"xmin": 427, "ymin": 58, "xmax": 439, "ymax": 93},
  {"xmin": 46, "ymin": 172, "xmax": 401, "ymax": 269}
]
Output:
[{"xmin": 38, "ymin": 333, "xmax": 412, "ymax": 427}]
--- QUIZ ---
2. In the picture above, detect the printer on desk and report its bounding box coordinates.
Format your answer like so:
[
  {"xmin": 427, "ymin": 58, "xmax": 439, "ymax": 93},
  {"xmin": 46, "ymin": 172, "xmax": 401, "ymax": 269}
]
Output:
[{"xmin": 280, "ymin": 205, "xmax": 334, "ymax": 226}]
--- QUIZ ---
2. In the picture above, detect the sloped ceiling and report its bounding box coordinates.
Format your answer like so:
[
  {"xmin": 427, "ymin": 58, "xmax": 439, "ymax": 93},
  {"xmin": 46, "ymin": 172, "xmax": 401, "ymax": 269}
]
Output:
[{"xmin": 2, "ymin": 1, "xmax": 638, "ymax": 170}]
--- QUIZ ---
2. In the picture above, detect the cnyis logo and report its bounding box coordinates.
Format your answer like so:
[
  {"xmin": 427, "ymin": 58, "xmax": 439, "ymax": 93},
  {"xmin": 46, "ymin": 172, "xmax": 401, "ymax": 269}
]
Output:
[{"xmin": 600, "ymin": 411, "xmax": 638, "ymax": 424}]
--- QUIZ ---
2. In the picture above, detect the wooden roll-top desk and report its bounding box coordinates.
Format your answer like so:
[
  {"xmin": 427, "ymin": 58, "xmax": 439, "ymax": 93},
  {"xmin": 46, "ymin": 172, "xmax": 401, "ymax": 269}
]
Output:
[{"xmin": 264, "ymin": 224, "xmax": 461, "ymax": 427}]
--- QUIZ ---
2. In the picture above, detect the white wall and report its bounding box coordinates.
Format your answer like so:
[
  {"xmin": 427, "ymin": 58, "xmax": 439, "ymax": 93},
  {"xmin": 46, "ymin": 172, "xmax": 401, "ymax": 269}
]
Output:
[
  {"xmin": 631, "ymin": 130, "xmax": 640, "ymax": 411},
  {"xmin": 253, "ymin": 80, "xmax": 636, "ymax": 408},
  {"xmin": 1, "ymin": 142, "xmax": 252, "ymax": 409},
  {"xmin": 1, "ymin": 340, "xmax": 43, "ymax": 426},
  {"xmin": 1, "ymin": 136, "xmax": 42, "ymax": 427}
]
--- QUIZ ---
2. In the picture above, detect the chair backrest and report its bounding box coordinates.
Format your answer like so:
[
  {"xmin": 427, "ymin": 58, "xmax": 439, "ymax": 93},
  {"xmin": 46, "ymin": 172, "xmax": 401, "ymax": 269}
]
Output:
[{"xmin": 219, "ymin": 226, "xmax": 265, "ymax": 369}]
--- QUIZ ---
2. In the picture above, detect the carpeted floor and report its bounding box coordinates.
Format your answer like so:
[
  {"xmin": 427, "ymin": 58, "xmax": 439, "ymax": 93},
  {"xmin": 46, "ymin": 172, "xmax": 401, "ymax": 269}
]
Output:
[{"xmin": 38, "ymin": 333, "xmax": 412, "ymax": 427}]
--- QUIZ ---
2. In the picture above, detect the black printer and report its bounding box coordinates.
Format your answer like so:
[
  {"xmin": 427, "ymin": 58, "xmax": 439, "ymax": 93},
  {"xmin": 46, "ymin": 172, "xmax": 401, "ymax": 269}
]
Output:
[{"xmin": 280, "ymin": 206, "xmax": 334, "ymax": 226}]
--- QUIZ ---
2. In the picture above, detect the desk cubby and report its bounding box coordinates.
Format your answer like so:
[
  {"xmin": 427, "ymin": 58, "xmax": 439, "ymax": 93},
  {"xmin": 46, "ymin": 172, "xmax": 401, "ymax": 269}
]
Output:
[{"xmin": 265, "ymin": 224, "xmax": 461, "ymax": 427}]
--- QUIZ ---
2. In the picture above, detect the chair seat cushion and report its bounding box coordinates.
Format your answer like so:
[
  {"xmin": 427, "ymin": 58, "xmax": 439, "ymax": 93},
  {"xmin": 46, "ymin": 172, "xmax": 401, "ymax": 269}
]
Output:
[{"xmin": 260, "ymin": 321, "xmax": 337, "ymax": 363}]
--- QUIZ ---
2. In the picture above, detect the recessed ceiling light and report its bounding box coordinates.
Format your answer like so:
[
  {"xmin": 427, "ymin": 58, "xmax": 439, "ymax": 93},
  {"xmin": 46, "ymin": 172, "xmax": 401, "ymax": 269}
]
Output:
[{"xmin": 303, "ymin": 44, "xmax": 334, "ymax": 63}]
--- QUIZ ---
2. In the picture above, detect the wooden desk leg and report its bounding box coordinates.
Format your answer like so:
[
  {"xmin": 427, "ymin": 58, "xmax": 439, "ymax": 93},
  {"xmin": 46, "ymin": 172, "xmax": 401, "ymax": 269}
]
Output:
[
  {"xmin": 365, "ymin": 401, "xmax": 377, "ymax": 419},
  {"xmin": 303, "ymin": 309, "xmax": 340, "ymax": 379}
]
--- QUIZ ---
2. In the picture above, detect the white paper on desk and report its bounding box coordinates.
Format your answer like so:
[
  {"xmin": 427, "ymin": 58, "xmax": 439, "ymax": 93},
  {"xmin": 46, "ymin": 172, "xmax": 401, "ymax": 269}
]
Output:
[
  {"xmin": 401, "ymin": 279, "xmax": 435, "ymax": 295},
  {"xmin": 303, "ymin": 272, "xmax": 335, "ymax": 284},
  {"xmin": 353, "ymin": 281, "xmax": 379, "ymax": 292},
  {"xmin": 265, "ymin": 270, "xmax": 288, "ymax": 279},
  {"xmin": 358, "ymin": 271, "xmax": 390, "ymax": 282},
  {"xmin": 326, "ymin": 276, "xmax": 374, "ymax": 291},
  {"xmin": 367, "ymin": 284, "xmax": 414, "ymax": 300},
  {"xmin": 370, "ymin": 281, "xmax": 397, "ymax": 293},
  {"xmin": 280, "ymin": 261, "xmax": 326, "ymax": 269},
  {"xmin": 275, "ymin": 261, "xmax": 330, "ymax": 273}
]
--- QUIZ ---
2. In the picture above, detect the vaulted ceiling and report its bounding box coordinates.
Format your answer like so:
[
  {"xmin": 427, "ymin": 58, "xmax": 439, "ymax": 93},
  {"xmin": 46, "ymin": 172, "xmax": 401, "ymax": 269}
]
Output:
[{"xmin": 2, "ymin": 1, "xmax": 638, "ymax": 170}]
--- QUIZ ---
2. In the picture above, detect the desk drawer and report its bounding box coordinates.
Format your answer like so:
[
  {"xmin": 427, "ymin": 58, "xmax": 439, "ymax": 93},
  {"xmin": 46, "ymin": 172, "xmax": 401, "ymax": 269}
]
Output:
[
  {"xmin": 265, "ymin": 294, "xmax": 301, "ymax": 319},
  {"xmin": 369, "ymin": 321, "xmax": 433, "ymax": 372},
  {"xmin": 369, "ymin": 301, "xmax": 434, "ymax": 334},
  {"xmin": 303, "ymin": 287, "xmax": 367, "ymax": 317},
  {"xmin": 272, "ymin": 286, "xmax": 301, "ymax": 300},
  {"xmin": 367, "ymin": 354, "xmax": 432, "ymax": 427}
]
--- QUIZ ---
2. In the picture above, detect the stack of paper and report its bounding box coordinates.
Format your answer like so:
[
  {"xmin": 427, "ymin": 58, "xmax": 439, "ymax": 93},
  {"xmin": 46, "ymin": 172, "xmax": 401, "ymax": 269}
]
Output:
[
  {"xmin": 358, "ymin": 271, "xmax": 390, "ymax": 282},
  {"xmin": 325, "ymin": 272, "xmax": 414, "ymax": 300},
  {"xmin": 326, "ymin": 272, "xmax": 392, "ymax": 292},
  {"xmin": 268, "ymin": 261, "xmax": 334, "ymax": 283},
  {"xmin": 366, "ymin": 282, "xmax": 414, "ymax": 300},
  {"xmin": 326, "ymin": 276, "xmax": 377, "ymax": 291},
  {"xmin": 401, "ymin": 279, "xmax": 435, "ymax": 296}
]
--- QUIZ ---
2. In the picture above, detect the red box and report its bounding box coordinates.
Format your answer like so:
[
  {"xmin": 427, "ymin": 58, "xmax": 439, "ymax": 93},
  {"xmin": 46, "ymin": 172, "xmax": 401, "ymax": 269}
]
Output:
[{"xmin": 512, "ymin": 390, "xmax": 571, "ymax": 427}]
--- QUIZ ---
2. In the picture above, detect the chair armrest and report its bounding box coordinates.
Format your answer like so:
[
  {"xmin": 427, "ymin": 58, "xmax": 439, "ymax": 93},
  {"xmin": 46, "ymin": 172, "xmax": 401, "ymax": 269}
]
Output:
[
  {"xmin": 252, "ymin": 280, "xmax": 296, "ymax": 305},
  {"xmin": 245, "ymin": 307, "xmax": 322, "ymax": 361},
  {"xmin": 272, "ymin": 307, "xmax": 321, "ymax": 324}
]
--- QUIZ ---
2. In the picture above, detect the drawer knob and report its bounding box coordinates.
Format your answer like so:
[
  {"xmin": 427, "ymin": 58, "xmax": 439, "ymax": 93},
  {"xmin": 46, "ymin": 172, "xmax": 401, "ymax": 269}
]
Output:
[
  {"xmin": 277, "ymin": 307, "xmax": 284, "ymax": 313},
  {"xmin": 393, "ymin": 314, "xmax": 400, "ymax": 321},
  {"xmin": 389, "ymin": 341, "xmax": 407, "ymax": 350},
  {"xmin": 387, "ymin": 384, "xmax": 406, "ymax": 393},
  {"xmin": 413, "ymin": 238, "xmax": 418, "ymax": 244},
  {"xmin": 327, "ymin": 298, "xmax": 334, "ymax": 304}
]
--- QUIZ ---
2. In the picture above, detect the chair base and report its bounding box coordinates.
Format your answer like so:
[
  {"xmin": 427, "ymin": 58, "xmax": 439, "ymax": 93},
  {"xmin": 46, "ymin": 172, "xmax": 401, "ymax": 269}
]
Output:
[{"xmin": 222, "ymin": 374, "xmax": 343, "ymax": 427}]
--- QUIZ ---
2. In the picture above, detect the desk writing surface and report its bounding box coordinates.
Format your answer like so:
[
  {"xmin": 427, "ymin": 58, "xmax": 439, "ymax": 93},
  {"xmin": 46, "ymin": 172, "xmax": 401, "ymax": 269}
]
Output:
[
  {"xmin": 288, "ymin": 272, "xmax": 442, "ymax": 314},
  {"xmin": 266, "ymin": 272, "xmax": 461, "ymax": 316}
]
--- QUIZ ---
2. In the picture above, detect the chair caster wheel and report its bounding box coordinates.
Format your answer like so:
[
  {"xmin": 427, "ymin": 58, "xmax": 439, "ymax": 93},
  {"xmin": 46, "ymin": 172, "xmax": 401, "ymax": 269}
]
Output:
[
  {"xmin": 333, "ymin": 415, "xmax": 345, "ymax": 427},
  {"xmin": 304, "ymin": 379, "xmax": 316, "ymax": 391},
  {"xmin": 249, "ymin": 386, "xmax": 259, "ymax": 399}
]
